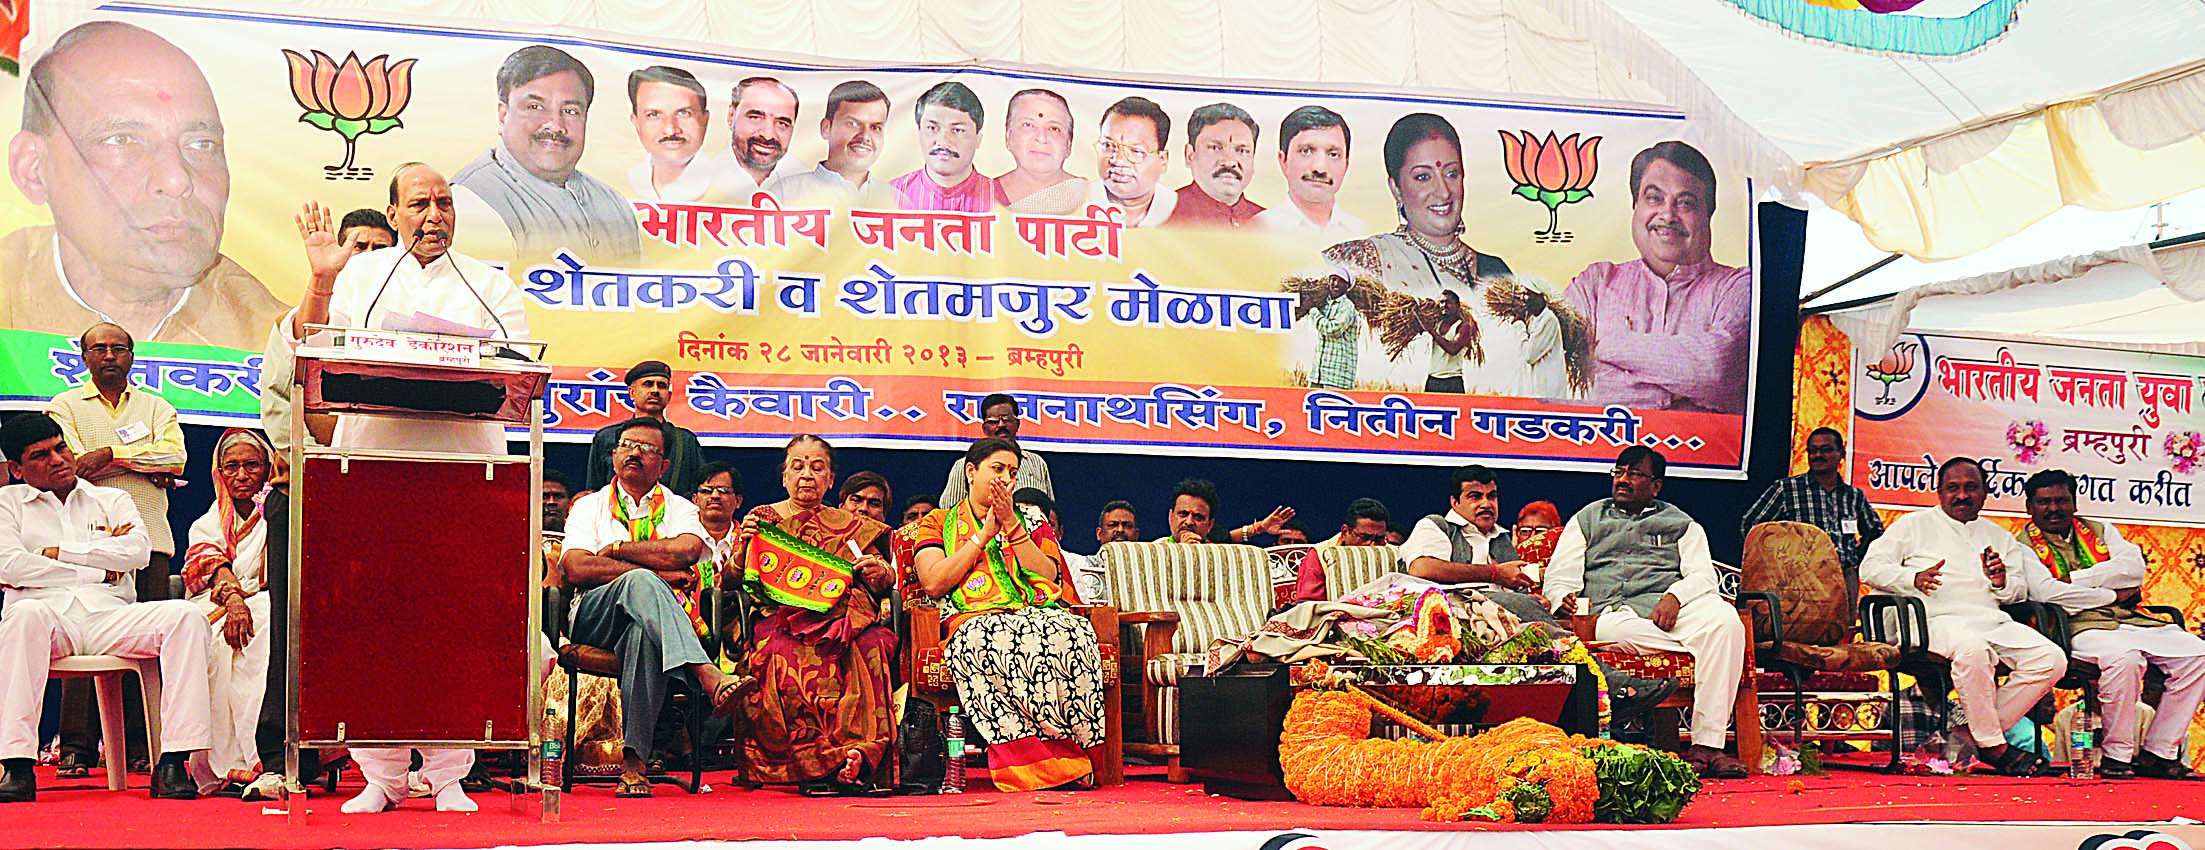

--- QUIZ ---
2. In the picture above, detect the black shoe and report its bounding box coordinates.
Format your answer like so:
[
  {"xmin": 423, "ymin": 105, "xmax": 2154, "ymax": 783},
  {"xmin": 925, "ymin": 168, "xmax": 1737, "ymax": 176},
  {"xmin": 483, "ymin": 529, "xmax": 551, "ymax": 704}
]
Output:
[
  {"xmin": 0, "ymin": 765, "xmax": 35, "ymax": 803},
  {"xmin": 1611, "ymin": 676, "xmax": 1679, "ymax": 718},
  {"xmin": 150, "ymin": 761, "xmax": 198, "ymax": 800}
]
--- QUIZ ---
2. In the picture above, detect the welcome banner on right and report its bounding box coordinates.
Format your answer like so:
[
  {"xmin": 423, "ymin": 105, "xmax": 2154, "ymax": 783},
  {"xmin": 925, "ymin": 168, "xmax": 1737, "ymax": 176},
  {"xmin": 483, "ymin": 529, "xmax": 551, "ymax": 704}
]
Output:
[{"xmin": 1852, "ymin": 331, "xmax": 2204, "ymax": 524}]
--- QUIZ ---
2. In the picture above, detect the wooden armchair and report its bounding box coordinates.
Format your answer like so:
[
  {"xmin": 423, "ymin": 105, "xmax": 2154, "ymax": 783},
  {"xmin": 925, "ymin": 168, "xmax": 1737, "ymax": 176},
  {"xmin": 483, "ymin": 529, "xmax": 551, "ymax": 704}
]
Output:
[
  {"xmin": 1095, "ymin": 541, "xmax": 1276, "ymax": 783},
  {"xmin": 893, "ymin": 530, "xmax": 1125, "ymax": 787}
]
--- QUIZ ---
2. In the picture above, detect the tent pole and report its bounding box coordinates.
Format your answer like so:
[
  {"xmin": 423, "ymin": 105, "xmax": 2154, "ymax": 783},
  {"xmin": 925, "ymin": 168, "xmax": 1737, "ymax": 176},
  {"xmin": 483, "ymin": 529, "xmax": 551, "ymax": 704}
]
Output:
[{"xmin": 1798, "ymin": 253, "xmax": 1901, "ymax": 309}]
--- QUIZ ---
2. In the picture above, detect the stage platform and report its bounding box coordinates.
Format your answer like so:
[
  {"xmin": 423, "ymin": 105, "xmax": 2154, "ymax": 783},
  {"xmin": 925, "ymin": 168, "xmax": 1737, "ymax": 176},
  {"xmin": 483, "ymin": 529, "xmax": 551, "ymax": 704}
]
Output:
[{"xmin": 0, "ymin": 762, "xmax": 2199, "ymax": 850}]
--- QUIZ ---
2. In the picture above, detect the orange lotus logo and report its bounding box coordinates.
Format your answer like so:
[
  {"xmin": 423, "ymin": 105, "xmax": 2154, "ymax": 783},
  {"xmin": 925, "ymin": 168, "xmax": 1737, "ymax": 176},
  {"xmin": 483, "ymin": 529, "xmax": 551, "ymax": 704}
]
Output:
[
  {"xmin": 283, "ymin": 49, "xmax": 416, "ymax": 180},
  {"xmin": 1500, "ymin": 130, "xmax": 1600, "ymax": 243}
]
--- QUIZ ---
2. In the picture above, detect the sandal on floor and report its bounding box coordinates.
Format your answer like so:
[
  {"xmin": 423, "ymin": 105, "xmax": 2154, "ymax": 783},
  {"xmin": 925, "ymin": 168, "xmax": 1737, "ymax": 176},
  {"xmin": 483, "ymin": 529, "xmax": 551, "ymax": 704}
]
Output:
[
  {"xmin": 797, "ymin": 780, "xmax": 845, "ymax": 797},
  {"xmin": 614, "ymin": 773, "xmax": 654, "ymax": 798},
  {"xmin": 2135, "ymin": 752, "xmax": 2205, "ymax": 781},
  {"xmin": 2098, "ymin": 758, "xmax": 2136, "ymax": 779},
  {"xmin": 54, "ymin": 755, "xmax": 90, "ymax": 779},
  {"xmin": 1682, "ymin": 746, "xmax": 1748, "ymax": 779},
  {"xmin": 1976, "ymin": 745, "xmax": 2052, "ymax": 777}
]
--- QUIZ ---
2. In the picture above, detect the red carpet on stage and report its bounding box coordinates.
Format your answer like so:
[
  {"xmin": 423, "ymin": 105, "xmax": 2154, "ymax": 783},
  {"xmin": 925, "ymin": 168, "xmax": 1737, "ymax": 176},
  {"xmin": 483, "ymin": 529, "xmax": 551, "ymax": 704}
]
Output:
[{"xmin": 0, "ymin": 761, "xmax": 2200, "ymax": 849}]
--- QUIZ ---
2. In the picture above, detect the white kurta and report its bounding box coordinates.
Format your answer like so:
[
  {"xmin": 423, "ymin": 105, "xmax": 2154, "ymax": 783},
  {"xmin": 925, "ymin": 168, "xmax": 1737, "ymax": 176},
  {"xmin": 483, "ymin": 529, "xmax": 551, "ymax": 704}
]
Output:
[
  {"xmin": 182, "ymin": 503, "xmax": 271, "ymax": 790},
  {"xmin": 283, "ymin": 246, "xmax": 528, "ymax": 799},
  {"xmin": 1861, "ymin": 508, "xmax": 2070, "ymax": 746},
  {"xmin": 0, "ymin": 481, "xmax": 210, "ymax": 760},
  {"xmin": 2028, "ymin": 520, "xmax": 2205, "ymax": 762},
  {"xmin": 281, "ymin": 246, "xmax": 532, "ymax": 456}
]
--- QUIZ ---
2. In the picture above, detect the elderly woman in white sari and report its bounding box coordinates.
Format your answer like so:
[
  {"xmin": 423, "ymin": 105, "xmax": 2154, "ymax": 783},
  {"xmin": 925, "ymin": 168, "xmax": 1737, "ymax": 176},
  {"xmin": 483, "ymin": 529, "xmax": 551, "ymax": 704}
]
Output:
[{"xmin": 182, "ymin": 429, "xmax": 275, "ymax": 795}]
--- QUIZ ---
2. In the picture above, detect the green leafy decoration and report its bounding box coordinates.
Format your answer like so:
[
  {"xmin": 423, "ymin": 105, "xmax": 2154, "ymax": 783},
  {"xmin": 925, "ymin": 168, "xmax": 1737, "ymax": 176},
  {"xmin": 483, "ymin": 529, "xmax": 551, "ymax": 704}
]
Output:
[
  {"xmin": 1512, "ymin": 184, "xmax": 1541, "ymax": 202},
  {"xmin": 364, "ymin": 117, "xmax": 403, "ymax": 134},
  {"xmin": 299, "ymin": 111, "xmax": 335, "ymax": 131},
  {"xmin": 1499, "ymin": 781, "xmax": 1554, "ymax": 823},
  {"xmin": 1582, "ymin": 744, "xmax": 1701, "ymax": 824},
  {"xmin": 1562, "ymin": 189, "xmax": 1592, "ymax": 204},
  {"xmin": 330, "ymin": 117, "xmax": 370, "ymax": 141}
]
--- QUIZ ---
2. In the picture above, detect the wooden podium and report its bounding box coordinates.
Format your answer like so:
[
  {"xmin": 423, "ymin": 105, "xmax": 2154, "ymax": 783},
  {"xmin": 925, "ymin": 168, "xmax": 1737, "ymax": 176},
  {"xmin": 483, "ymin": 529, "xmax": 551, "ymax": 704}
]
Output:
[{"xmin": 285, "ymin": 326, "xmax": 555, "ymax": 821}]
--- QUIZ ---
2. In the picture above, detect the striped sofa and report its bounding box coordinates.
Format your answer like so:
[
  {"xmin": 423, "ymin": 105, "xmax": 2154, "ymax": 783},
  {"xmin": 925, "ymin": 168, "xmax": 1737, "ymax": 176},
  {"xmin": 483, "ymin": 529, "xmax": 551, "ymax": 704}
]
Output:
[
  {"xmin": 1096, "ymin": 541, "xmax": 1275, "ymax": 783},
  {"xmin": 1318, "ymin": 544, "xmax": 1402, "ymax": 599}
]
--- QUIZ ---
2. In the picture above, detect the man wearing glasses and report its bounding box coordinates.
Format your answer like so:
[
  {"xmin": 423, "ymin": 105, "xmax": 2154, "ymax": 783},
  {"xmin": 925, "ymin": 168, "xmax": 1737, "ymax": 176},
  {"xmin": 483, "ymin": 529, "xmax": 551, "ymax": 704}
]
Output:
[
  {"xmin": 938, "ymin": 393, "xmax": 1053, "ymax": 505},
  {"xmin": 1086, "ymin": 96, "xmax": 1177, "ymax": 228},
  {"xmin": 1545, "ymin": 446, "xmax": 1750, "ymax": 779},
  {"xmin": 42, "ymin": 322, "xmax": 187, "ymax": 784},
  {"xmin": 1741, "ymin": 427, "xmax": 1883, "ymax": 602}
]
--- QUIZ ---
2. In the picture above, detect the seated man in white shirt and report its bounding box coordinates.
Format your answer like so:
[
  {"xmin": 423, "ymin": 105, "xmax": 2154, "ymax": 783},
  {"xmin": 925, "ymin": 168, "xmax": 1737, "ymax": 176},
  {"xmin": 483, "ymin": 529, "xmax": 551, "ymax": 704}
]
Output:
[
  {"xmin": 2016, "ymin": 469, "xmax": 2205, "ymax": 780},
  {"xmin": 560, "ymin": 419, "xmax": 756, "ymax": 798},
  {"xmin": 1545, "ymin": 447, "xmax": 1748, "ymax": 779},
  {"xmin": 0, "ymin": 412, "xmax": 212, "ymax": 802},
  {"xmin": 1859, "ymin": 457, "xmax": 2067, "ymax": 777}
]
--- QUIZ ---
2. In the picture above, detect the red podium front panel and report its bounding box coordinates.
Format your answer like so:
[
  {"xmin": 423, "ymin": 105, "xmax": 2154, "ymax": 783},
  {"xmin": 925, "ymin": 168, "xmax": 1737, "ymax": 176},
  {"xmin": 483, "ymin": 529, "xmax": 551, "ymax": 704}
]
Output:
[{"xmin": 296, "ymin": 455, "xmax": 532, "ymax": 745}]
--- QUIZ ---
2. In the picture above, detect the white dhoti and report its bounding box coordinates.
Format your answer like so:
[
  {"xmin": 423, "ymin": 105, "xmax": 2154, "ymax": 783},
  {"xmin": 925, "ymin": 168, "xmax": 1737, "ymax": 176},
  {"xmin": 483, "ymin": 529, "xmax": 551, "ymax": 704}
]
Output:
[
  {"xmin": 0, "ymin": 597, "xmax": 212, "ymax": 760},
  {"xmin": 185, "ymin": 593, "xmax": 271, "ymax": 791},
  {"xmin": 2071, "ymin": 622, "xmax": 2205, "ymax": 761},
  {"xmin": 1929, "ymin": 617, "xmax": 2065, "ymax": 748},
  {"xmin": 1595, "ymin": 595, "xmax": 1746, "ymax": 749}
]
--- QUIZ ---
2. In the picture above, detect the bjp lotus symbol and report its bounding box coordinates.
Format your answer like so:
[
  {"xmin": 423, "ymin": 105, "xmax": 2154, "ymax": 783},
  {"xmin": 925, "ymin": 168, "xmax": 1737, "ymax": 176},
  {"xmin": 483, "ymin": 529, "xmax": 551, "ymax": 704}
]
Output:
[
  {"xmin": 283, "ymin": 50, "xmax": 416, "ymax": 180},
  {"xmin": 1866, "ymin": 340, "xmax": 1918, "ymax": 404},
  {"xmin": 1500, "ymin": 130, "xmax": 1600, "ymax": 243}
]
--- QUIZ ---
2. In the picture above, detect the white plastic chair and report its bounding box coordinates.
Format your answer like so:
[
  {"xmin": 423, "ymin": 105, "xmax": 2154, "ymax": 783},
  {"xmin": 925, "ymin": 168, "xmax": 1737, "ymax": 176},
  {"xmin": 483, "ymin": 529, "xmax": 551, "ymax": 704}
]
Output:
[{"xmin": 47, "ymin": 656, "xmax": 163, "ymax": 791}]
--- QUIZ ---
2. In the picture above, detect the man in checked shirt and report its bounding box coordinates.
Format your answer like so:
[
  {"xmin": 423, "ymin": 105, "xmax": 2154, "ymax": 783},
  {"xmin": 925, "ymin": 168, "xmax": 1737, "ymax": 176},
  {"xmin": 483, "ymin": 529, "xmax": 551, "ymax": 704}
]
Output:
[{"xmin": 1741, "ymin": 427, "xmax": 1884, "ymax": 606}]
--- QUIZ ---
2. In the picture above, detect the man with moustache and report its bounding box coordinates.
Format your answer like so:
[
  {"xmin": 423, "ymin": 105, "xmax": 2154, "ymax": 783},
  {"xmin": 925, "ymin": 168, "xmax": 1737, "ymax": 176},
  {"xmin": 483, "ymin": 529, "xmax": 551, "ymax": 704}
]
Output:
[
  {"xmin": 2014, "ymin": 469, "xmax": 2205, "ymax": 780},
  {"xmin": 1167, "ymin": 103, "xmax": 1264, "ymax": 229},
  {"xmin": 0, "ymin": 21, "xmax": 283, "ymax": 350},
  {"xmin": 1860, "ymin": 458, "xmax": 2069, "ymax": 778},
  {"xmin": 1097, "ymin": 500, "xmax": 1140, "ymax": 548},
  {"xmin": 42, "ymin": 322, "xmax": 187, "ymax": 781},
  {"xmin": 1564, "ymin": 141, "xmax": 1751, "ymax": 414},
  {"xmin": 1545, "ymin": 447, "xmax": 1748, "ymax": 779},
  {"xmin": 0, "ymin": 412, "xmax": 212, "ymax": 802},
  {"xmin": 992, "ymin": 88, "xmax": 1087, "ymax": 214},
  {"xmin": 543, "ymin": 468, "xmax": 575, "ymax": 535},
  {"xmin": 624, "ymin": 66, "xmax": 727, "ymax": 203},
  {"xmin": 838, "ymin": 470, "xmax": 892, "ymax": 524},
  {"xmin": 689, "ymin": 462, "xmax": 745, "ymax": 670},
  {"xmin": 1086, "ymin": 97, "xmax": 1176, "ymax": 228},
  {"xmin": 765, "ymin": 80, "xmax": 896, "ymax": 209},
  {"xmin": 889, "ymin": 81, "xmax": 995, "ymax": 213},
  {"xmin": 453, "ymin": 45, "xmax": 640, "ymax": 263},
  {"xmin": 900, "ymin": 495, "xmax": 937, "ymax": 528},
  {"xmin": 1256, "ymin": 106, "xmax": 1364, "ymax": 237},
  {"xmin": 1157, "ymin": 478, "xmax": 1292, "ymax": 545},
  {"xmin": 562, "ymin": 421, "xmax": 755, "ymax": 799},
  {"xmin": 713, "ymin": 76, "xmax": 799, "ymax": 202},
  {"xmin": 280, "ymin": 163, "xmax": 533, "ymax": 812},
  {"xmin": 1741, "ymin": 427, "xmax": 1884, "ymax": 603}
]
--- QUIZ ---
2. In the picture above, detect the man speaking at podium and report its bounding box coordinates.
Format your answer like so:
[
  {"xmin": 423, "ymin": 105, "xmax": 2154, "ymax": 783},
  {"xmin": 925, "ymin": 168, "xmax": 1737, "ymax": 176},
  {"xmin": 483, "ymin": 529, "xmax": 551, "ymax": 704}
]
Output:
[{"xmin": 276, "ymin": 163, "xmax": 531, "ymax": 813}]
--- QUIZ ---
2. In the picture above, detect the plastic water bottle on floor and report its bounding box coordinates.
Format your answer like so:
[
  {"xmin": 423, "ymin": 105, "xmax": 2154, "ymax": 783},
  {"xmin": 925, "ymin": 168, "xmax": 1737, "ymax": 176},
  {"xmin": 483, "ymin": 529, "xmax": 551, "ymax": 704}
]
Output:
[
  {"xmin": 541, "ymin": 707, "xmax": 566, "ymax": 786},
  {"xmin": 2069, "ymin": 710, "xmax": 2097, "ymax": 780},
  {"xmin": 942, "ymin": 706, "xmax": 966, "ymax": 794}
]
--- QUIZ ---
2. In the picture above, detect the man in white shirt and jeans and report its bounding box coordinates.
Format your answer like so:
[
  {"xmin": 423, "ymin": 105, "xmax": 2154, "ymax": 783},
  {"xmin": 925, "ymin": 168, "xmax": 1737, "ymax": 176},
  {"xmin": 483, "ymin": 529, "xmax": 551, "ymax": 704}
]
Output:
[{"xmin": 0, "ymin": 412, "xmax": 212, "ymax": 802}]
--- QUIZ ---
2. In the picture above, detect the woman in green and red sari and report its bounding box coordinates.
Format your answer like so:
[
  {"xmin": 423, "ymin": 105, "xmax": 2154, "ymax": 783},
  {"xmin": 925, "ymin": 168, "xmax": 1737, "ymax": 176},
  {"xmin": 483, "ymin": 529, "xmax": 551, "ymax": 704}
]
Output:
[
  {"xmin": 911, "ymin": 436, "xmax": 1106, "ymax": 791},
  {"xmin": 738, "ymin": 435, "xmax": 897, "ymax": 796}
]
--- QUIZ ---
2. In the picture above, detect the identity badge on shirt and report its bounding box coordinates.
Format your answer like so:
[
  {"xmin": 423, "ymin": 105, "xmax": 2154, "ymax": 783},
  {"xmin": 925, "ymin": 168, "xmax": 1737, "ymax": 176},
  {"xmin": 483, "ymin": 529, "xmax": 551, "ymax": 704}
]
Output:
[
  {"xmin": 116, "ymin": 421, "xmax": 150, "ymax": 444},
  {"xmin": 1841, "ymin": 519, "xmax": 1859, "ymax": 535}
]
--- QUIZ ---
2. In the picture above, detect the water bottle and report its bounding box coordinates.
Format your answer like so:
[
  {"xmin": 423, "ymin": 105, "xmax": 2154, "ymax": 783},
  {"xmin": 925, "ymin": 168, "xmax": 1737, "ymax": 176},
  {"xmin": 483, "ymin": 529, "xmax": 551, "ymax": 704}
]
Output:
[
  {"xmin": 2068, "ymin": 710, "xmax": 2097, "ymax": 780},
  {"xmin": 541, "ymin": 707, "xmax": 566, "ymax": 786},
  {"xmin": 942, "ymin": 706, "xmax": 966, "ymax": 794}
]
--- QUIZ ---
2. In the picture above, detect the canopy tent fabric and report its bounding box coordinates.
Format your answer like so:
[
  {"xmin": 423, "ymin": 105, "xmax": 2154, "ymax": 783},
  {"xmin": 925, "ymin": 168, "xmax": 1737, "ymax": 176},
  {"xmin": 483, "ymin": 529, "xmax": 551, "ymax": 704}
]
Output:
[
  {"xmin": 1822, "ymin": 239, "xmax": 2205, "ymax": 359},
  {"xmin": 56, "ymin": 0, "xmax": 2203, "ymax": 263}
]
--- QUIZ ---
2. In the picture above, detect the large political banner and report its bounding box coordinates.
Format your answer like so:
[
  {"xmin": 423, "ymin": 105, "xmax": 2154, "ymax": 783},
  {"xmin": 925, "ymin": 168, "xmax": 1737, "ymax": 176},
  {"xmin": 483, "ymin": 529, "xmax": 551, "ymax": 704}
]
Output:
[
  {"xmin": 0, "ymin": 4, "xmax": 1761, "ymax": 476},
  {"xmin": 1853, "ymin": 332, "xmax": 2203, "ymax": 524}
]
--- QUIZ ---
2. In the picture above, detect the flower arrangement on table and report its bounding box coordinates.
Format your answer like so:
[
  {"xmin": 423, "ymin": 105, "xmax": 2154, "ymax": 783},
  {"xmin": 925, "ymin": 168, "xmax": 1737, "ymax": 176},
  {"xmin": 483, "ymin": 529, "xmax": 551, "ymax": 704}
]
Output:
[{"xmin": 1279, "ymin": 690, "xmax": 1700, "ymax": 824}]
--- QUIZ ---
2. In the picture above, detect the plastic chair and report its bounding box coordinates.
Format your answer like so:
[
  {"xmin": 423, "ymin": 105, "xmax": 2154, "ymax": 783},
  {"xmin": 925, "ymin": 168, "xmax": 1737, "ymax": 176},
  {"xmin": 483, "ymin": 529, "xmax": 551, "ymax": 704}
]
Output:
[{"xmin": 47, "ymin": 656, "xmax": 163, "ymax": 791}]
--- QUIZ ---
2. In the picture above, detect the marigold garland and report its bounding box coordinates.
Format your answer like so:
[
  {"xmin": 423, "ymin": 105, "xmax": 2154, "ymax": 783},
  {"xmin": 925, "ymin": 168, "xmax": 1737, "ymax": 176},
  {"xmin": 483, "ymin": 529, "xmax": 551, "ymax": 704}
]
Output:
[{"xmin": 1280, "ymin": 691, "xmax": 1694, "ymax": 824}]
